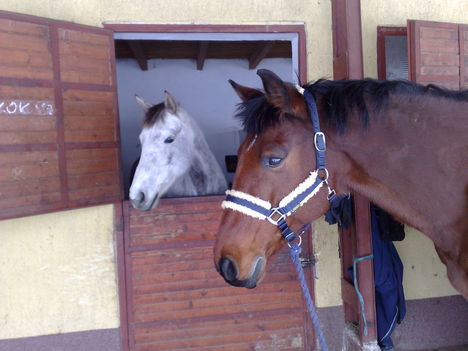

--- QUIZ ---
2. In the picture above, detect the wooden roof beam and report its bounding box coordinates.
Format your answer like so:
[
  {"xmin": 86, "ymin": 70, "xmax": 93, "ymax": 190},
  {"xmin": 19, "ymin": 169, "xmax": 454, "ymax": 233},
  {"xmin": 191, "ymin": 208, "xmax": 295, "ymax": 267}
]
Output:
[
  {"xmin": 249, "ymin": 41, "xmax": 274, "ymax": 69},
  {"xmin": 197, "ymin": 41, "xmax": 209, "ymax": 70},
  {"xmin": 127, "ymin": 40, "xmax": 148, "ymax": 71}
]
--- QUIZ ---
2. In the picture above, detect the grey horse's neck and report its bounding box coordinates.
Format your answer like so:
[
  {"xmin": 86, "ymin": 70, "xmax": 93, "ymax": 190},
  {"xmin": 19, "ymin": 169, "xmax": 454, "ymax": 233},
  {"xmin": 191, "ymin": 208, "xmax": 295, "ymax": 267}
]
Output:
[{"xmin": 166, "ymin": 122, "xmax": 227, "ymax": 197}]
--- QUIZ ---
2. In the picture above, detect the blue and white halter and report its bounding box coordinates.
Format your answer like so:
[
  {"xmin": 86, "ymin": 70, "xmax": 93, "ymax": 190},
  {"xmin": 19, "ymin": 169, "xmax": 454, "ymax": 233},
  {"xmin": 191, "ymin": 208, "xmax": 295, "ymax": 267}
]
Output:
[{"xmin": 222, "ymin": 86, "xmax": 337, "ymax": 245}]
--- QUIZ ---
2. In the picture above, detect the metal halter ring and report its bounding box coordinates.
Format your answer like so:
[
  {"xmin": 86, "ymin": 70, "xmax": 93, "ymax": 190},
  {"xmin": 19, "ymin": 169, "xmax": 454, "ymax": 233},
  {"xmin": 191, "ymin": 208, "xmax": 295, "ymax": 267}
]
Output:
[{"xmin": 287, "ymin": 234, "xmax": 302, "ymax": 248}]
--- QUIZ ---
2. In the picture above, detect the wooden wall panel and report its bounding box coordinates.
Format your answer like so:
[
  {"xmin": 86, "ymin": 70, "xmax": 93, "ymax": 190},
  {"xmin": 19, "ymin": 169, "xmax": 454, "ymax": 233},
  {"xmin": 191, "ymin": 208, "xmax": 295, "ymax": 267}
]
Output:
[
  {"xmin": 0, "ymin": 11, "xmax": 122, "ymax": 220},
  {"xmin": 122, "ymin": 196, "xmax": 314, "ymax": 351},
  {"xmin": 63, "ymin": 89, "xmax": 117, "ymax": 143},
  {"xmin": 0, "ymin": 18, "xmax": 53, "ymax": 81},
  {"xmin": 66, "ymin": 148, "xmax": 121, "ymax": 202},
  {"xmin": 408, "ymin": 20, "xmax": 462, "ymax": 90},
  {"xmin": 59, "ymin": 28, "xmax": 112, "ymax": 85},
  {"xmin": 0, "ymin": 150, "xmax": 61, "ymax": 216},
  {"xmin": 0, "ymin": 85, "xmax": 56, "ymax": 144}
]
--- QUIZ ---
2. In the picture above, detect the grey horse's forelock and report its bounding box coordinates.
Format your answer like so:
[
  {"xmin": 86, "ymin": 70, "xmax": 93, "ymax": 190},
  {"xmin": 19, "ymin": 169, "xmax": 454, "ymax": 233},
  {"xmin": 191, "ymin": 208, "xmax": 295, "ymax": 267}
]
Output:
[{"xmin": 144, "ymin": 102, "xmax": 165, "ymax": 126}]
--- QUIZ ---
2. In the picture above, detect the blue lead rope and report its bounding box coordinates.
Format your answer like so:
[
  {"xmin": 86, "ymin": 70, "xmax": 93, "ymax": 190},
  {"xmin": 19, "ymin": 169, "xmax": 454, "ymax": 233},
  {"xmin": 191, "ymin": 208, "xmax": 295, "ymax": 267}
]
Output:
[{"xmin": 289, "ymin": 243, "xmax": 329, "ymax": 351}]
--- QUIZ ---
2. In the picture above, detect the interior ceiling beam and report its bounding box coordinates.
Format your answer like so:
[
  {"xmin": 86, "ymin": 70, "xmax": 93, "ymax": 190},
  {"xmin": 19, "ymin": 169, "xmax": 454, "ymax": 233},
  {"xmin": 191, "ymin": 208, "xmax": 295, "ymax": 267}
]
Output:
[
  {"xmin": 249, "ymin": 41, "xmax": 274, "ymax": 69},
  {"xmin": 127, "ymin": 40, "xmax": 148, "ymax": 71},
  {"xmin": 197, "ymin": 41, "xmax": 209, "ymax": 70}
]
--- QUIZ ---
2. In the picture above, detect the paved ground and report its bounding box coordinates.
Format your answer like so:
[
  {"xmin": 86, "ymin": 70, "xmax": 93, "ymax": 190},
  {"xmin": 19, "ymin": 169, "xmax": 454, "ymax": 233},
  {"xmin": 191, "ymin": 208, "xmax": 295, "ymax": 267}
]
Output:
[{"xmin": 413, "ymin": 346, "xmax": 468, "ymax": 351}]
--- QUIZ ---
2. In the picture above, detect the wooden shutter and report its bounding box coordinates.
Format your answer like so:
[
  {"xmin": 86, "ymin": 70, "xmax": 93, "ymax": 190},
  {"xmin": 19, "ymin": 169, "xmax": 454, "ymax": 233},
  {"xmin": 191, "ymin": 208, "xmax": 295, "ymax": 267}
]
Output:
[
  {"xmin": 120, "ymin": 196, "xmax": 315, "ymax": 351},
  {"xmin": 0, "ymin": 11, "xmax": 122, "ymax": 220},
  {"xmin": 408, "ymin": 20, "xmax": 466, "ymax": 90}
]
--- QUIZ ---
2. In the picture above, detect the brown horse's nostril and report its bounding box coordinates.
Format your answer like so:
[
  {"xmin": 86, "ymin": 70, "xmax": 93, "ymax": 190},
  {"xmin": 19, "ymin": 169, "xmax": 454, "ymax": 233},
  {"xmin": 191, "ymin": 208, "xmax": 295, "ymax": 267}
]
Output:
[{"xmin": 220, "ymin": 257, "xmax": 238, "ymax": 283}]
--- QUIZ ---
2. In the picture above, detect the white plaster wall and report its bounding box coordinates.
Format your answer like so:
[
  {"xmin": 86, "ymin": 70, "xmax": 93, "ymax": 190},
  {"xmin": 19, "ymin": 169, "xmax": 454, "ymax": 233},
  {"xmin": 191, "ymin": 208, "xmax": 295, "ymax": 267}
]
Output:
[{"xmin": 116, "ymin": 57, "xmax": 292, "ymax": 193}]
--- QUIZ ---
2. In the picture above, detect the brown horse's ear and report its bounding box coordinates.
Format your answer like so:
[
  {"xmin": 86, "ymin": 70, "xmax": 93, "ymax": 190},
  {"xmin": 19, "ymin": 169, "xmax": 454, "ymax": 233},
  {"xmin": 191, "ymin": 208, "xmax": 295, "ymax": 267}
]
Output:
[
  {"xmin": 135, "ymin": 94, "xmax": 153, "ymax": 113},
  {"xmin": 257, "ymin": 69, "xmax": 292, "ymax": 112},
  {"xmin": 229, "ymin": 79, "xmax": 263, "ymax": 101},
  {"xmin": 164, "ymin": 91, "xmax": 178, "ymax": 114}
]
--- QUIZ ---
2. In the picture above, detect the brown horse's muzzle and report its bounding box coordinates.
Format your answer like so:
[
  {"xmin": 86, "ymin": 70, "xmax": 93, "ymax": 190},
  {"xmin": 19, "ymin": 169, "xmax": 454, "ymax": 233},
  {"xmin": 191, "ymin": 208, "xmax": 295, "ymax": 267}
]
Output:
[{"xmin": 216, "ymin": 255, "xmax": 265, "ymax": 289}]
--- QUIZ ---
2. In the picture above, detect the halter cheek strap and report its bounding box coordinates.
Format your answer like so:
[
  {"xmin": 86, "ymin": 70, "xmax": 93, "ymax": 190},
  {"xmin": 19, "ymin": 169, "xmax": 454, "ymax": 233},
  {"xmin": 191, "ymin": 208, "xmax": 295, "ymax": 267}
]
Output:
[{"xmin": 222, "ymin": 86, "xmax": 336, "ymax": 245}]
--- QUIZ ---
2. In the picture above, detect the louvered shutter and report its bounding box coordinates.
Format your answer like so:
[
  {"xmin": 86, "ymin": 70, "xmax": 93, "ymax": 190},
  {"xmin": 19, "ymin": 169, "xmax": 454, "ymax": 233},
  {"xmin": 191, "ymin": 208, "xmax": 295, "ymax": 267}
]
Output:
[{"xmin": 408, "ymin": 20, "xmax": 466, "ymax": 90}]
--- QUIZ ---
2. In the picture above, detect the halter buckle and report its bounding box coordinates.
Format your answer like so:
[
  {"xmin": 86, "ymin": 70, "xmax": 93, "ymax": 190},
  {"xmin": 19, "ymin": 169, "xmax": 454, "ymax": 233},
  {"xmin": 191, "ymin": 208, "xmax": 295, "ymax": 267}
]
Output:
[
  {"xmin": 267, "ymin": 208, "xmax": 286, "ymax": 225},
  {"xmin": 314, "ymin": 132, "xmax": 326, "ymax": 152}
]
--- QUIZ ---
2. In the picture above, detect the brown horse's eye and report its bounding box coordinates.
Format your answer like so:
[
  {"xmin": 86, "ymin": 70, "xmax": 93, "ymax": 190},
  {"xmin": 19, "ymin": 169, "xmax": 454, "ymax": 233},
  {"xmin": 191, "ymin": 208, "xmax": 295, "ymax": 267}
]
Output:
[{"xmin": 264, "ymin": 156, "xmax": 283, "ymax": 168}]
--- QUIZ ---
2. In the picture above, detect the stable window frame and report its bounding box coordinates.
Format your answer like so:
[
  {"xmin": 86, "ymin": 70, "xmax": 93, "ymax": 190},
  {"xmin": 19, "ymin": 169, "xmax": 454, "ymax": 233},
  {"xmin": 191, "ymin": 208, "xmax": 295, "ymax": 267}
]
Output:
[{"xmin": 377, "ymin": 26, "xmax": 407, "ymax": 79}]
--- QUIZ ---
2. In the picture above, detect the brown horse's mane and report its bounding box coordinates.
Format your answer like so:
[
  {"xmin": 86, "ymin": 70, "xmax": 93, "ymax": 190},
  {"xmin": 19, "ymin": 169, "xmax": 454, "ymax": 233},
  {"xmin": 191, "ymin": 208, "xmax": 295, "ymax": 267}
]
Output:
[
  {"xmin": 236, "ymin": 79, "xmax": 468, "ymax": 135},
  {"xmin": 143, "ymin": 102, "xmax": 165, "ymax": 126}
]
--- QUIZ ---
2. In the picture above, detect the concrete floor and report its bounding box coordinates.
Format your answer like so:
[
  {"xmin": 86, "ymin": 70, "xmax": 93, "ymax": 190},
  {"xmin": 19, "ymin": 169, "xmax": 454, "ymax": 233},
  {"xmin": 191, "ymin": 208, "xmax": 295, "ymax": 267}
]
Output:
[{"xmin": 413, "ymin": 346, "xmax": 468, "ymax": 351}]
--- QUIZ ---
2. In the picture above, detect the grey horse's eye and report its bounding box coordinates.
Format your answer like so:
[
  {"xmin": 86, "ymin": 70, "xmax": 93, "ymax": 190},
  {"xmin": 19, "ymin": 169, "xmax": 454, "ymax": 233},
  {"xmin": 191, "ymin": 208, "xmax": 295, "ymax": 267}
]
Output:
[{"xmin": 164, "ymin": 136, "xmax": 175, "ymax": 144}]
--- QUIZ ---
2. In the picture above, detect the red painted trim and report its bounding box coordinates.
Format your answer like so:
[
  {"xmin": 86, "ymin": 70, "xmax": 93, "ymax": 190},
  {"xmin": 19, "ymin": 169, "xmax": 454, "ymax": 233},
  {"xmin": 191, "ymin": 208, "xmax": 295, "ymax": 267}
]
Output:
[
  {"xmin": 115, "ymin": 202, "xmax": 130, "ymax": 351},
  {"xmin": 0, "ymin": 77, "xmax": 54, "ymax": 88},
  {"xmin": 0, "ymin": 144, "xmax": 57, "ymax": 152},
  {"xmin": 460, "ymin": 25, "xmax": 467, "ymax": 90},
  {"xmin": 332, "ymin": 0, "xmax": 377, "ymax": 344},
  {"xmin": 407, "ymin": 20, "xmax": 418, "ymax": 83},
  {"xmin": 61, "ymin": 82, "xmax": 114, "ymax": 92},
  {"xmin": 108, "ymin": 32, "xmax": 125, "ymax": 200},
  {"xmin": 0, "ymin": 203, "xmax": 64, "ymax": 221},
  {"xmin": 122, "ymin": 201, "xmax": 136, "ymax": 350},
  {"xmin": 353, "ymin": 194, "xmax": 377, "ymax": 342},
  {"xmin": 104, "ymin": 23, "xmax": 305, "ymax": 33},
  {"xmin": 377, "ymin": 26, "xmax": 407, "ymax": 80},
  {"xmin": 64, "ymin": 141, "xmax": 120, "ymax": 150},
  {"xmin": 50, "ymin": 22, "xmax": 69, "ymax": 206}
]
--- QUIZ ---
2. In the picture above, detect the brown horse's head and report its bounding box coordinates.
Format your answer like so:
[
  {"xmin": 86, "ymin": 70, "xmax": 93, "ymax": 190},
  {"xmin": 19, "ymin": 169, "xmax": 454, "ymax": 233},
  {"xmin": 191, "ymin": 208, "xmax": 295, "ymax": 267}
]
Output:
[{"xmin": 214, "ymin": 70, "xmax": 333, "ymax": 288}]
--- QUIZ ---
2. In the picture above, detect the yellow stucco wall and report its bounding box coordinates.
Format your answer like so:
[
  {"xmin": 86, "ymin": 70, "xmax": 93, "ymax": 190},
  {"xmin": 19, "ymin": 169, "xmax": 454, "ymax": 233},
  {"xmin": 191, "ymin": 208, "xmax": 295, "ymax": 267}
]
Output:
[{"xmin": 0, "ymin": 205, "xmax": 119, "ymax": 339}]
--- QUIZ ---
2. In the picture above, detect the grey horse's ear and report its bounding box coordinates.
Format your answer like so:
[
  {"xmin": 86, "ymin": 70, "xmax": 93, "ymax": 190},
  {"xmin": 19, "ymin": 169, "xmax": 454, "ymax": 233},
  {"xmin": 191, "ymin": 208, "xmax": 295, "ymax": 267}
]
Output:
[
  {"xmin": 135, "ymin": 95, "xmax": 153, "ymax": 113},
  {"xmin": 164, "ymin": 91, "xmax": 178, "ymax": 114}
]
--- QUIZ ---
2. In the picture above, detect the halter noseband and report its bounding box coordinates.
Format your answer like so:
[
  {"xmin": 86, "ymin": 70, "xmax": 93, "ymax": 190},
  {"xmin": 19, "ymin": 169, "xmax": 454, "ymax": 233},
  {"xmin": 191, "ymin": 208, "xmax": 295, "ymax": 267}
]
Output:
[{"xmin": 222, "ymin": 87, "xmax": 337, "ymax": 245}]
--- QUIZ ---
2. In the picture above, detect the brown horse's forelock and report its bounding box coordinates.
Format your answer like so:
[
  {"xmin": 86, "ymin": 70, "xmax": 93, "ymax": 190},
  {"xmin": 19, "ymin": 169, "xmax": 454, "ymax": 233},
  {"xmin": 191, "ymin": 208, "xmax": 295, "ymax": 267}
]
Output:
[
  {"xmin": 143, "ymin": 102, "xmax": 165, "ymax": 126},
  {"xmin": 236, "ymin": 79, "xmax": 468, "ymax": 135}
]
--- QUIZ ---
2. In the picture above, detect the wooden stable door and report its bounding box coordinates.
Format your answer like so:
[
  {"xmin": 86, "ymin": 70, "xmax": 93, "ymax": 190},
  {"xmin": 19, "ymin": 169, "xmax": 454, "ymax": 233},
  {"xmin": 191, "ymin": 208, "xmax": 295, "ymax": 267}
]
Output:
[
  {"xmin": 0, "ymin": 11, "xmax": 122, "ymax": 220},
  {"xmin": 408, "ymin": 19, "xmax": 468, "ymax": 90},
  {"xmin": 117, "ymin": 196, "xmax": 316, "ymax": 351}
]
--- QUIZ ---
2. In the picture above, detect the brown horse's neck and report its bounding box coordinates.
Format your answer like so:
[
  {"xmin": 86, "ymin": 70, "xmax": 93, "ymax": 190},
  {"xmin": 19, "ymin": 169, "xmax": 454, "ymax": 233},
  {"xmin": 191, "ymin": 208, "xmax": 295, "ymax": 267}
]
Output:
[{"xmin": 321, "ymin": 94, "xmax": 468, "ymax": 251}]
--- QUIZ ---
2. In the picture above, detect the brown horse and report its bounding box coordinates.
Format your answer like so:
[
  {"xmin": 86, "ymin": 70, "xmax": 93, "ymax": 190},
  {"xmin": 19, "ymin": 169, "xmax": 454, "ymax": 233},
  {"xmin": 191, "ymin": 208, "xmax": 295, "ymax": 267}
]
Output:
[{"xmin": 214, "ymin": 69, "xmax": 468, "ymax": 297}]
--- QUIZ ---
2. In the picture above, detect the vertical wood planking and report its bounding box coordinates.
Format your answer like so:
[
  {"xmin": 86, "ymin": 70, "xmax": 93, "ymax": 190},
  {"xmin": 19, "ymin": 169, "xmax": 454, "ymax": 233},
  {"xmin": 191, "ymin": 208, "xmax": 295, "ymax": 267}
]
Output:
[{"xmin": 123, "ymin": 196, "xmax": 313, "ymax": 351}]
